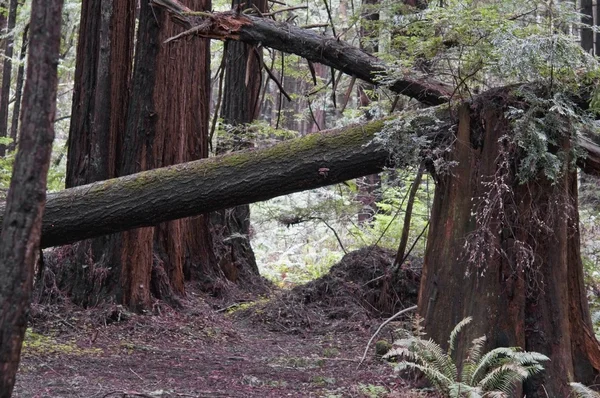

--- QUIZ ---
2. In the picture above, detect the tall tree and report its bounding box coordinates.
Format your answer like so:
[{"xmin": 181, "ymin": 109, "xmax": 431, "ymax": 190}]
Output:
[
  {"xmin": 0, "ymin": 0, "xmax": 63, "ymax": 394},
  {"xmin": 62, "ymin": 0, "xmax": 136, "ymax": 306},
  {"xmin": 210, "ymin": 0, "xmax": 268, "ymax": 285},
  {"xmin": 418, "ymin": 100, "xmax": 600, "ymax": 397},
  {"xmin": 115, "ymin": 0, "xmax": 216, "ymax": 309},
  {"xmin": 0, "ymin": 0, "xmax": 18, "ymax": 156}
]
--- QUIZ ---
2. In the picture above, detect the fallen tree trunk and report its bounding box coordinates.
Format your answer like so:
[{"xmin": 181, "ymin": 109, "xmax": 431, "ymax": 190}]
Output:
[
  {"xmin": 0, "ymin": 107, "xmax": 598, "ymax": 249},
  {"xmin": 14, "ymin": 119, "xmax": 395, "ymax": 248},
  {"xmin": 150, "ymin": 0, "xmax": 452, "ymax": 106}
]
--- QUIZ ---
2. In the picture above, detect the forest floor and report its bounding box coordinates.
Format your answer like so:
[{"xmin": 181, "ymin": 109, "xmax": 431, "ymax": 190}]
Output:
[{"xmin": 13, "ymin": 247, "xmax": 432, "ymax": 398}]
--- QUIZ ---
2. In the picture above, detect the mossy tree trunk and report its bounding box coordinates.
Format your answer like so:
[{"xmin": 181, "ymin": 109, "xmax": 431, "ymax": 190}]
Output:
[
  {"xmin": 418, "ymin": 99, "xmax": 600, "ymax": 397},
  {"xmin": 9, "ymin": 118, "xmax": 394, "ymax": 249}
]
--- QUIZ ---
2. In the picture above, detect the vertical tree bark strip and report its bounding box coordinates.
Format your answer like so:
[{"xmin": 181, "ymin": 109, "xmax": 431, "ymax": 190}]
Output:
[
  {"xmin": 8, "ymin": 24, "xmax": 28, "ymax": 152},
  {"xmin": 177, "ymin": 0, "xmax": 219, "ymax": 285},
  {"xmin": 0, "ymin": 0, "xmax": 62, "ymax": 395},
  {"xmin": 152, "ymin": 0, "xmax": 214, "ymax": 299},
  {"xmin": 117, "ymin": 0, "xmax": 161, "ymax": 310},
  {"xmin": 0, "ymin": 0, "xmax": 18, "ymax": 156},
  {"xmin": 393, "ymin": 164, "xmax": 424, "ymax": 268},
  {"xmin": 62, "ymin": 0, "xmax": 135, "ymax": 307},
  {"xmin": 581, "ymin": 0, "xmax": 594, "ymax": 54}
]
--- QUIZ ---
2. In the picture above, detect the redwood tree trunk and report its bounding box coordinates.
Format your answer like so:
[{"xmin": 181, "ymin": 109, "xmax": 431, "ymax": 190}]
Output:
[
  {"xmin": 152, "ymin": 0, "xmax": 216, "ymax": 299},
  {"xmin": 0, "ymin": 0, "xmax": 62, "ymax": 394},
  {"xmin": 116, "ymin": 0, "xmax": 217, "ymax": 309},
  {"xmin": 62, "ymin": 0, "xmax": 135, "ymax": 307},
  {"xmin": 418, "ymin": 100, "xmax": 600, "ymax": 397}
]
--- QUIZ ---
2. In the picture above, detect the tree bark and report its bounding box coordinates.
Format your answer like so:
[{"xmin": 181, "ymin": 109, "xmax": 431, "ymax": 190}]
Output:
[
  {"xmin": 5, "ymin": 118, "xmax": 396, "ymax": 249},
  {"xmin": 151, "ymin": 0, "xmax": 215, "ymax": 300},
  {"xmin": 0, "ymin": 0, "xmax": 62, "ymax": 395},
  {"xmin": 150, "ymin": 0, "xmax": 452, "ymax": 106},
  {"xmin": 581, "ymin": 0, "xmax": 594, "ymax": 54},
  {"xmin": 210, "ymin": 0, "xmax": 267, "ymax": 285},
  {"xmin": 418, "ymin": 99, "xmax": 600, "ymax": 397},
  {"xmin": 62, "ymin": 0, "xmax": 136, "ymax": 307},
  {"xmin": 0, "ymin": 0, "xmax": 18, "ymax": 156},
  {"xmin": 596, "ymin": 1, "xmax": 600, "ymax": 57}
]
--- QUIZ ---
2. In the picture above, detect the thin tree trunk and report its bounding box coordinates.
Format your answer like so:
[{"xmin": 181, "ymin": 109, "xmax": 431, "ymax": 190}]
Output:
[
  {"xmin": 0, "ymin": 1, "xmax": 62, "ymax": 394},
  {"xmin": 596, "ymin": 1, "xmax": 600, "ymax": 56},
  {"xmin": 581, "ymin": 0, "xmax": 593, "ymax": 53},
  {"xmin": 7, "ymin": 23, "xmax": 28, "ymax": 152},
  {"xmin": 210, "ymin": 0, "xmax": 267, "ymax": 285},
  {"xmin": 393, "ymin": 164, "xmax": 424, "ymax": 268},
  {"xmin": 0, "ymin": 0, "xmax": 18, "ymax": 156},
  {"xmin": 356, "ymin": 0, "xmax": 382, "ymax": 223}
]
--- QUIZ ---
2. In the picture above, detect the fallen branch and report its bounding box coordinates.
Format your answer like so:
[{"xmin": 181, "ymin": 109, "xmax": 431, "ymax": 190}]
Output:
[
  {"xmin": 357, "ymin": 305, "xmax": 418, "ymax": 368},
  {"xmin": 150, "ymin": 0, "xmax": 452, "ymax": 106}
]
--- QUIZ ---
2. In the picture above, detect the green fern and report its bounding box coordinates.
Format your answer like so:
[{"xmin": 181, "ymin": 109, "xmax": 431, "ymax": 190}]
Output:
[{"xmin": 384, "ymin": 317, "xmax": 549, "ymax": 397}]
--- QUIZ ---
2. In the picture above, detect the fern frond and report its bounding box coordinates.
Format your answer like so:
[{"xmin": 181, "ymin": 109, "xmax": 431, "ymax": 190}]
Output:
[
  {"xmin": 413, "ymin": 337, "xmax": 458, "ymax": 379},
  {"xmin": 569, "ymin": 382, "xmax": 600, "ymax": 398},
  {"xmin": 477, "ymin": 363, "xmax": 530, "ymax": 393},
  {"xmin": 383, "ymin": 346, "xmax": 414, "ymax": 361},
  {"xmin": 462, "ymin": 336, "xmax": 487, "ymax": 382},
  {"xmin": 470, "ymin": 347, "xmax": 517, "ymax": 384},
  {"xmin": 483, "ymin": 392, "xmax": 509, "ymax": 398},
  {"xmin": 509, "ymin": 351, "xmax": 550, "ymax": 367},
  {"xmin": 396, "ymin": 360, "xmax": 454, "ymax": 394},
  {"xmin": 448, "ymin": 382, "xmax": 481, "ymax": 398},
  {"xmin": 448, "ymin": 316, "xmax": 473, "ymax": 357}
]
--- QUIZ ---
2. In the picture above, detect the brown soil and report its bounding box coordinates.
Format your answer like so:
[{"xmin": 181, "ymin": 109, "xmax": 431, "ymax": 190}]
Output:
[{"xmin": 13, "ymin": 247, "xmax": 430, "ymax": 398}]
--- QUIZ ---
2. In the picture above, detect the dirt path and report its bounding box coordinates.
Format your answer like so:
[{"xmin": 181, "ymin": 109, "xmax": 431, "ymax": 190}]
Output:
[{"xmin": 12, "ymin": 296, "xmax": 424, "ymax": 398}]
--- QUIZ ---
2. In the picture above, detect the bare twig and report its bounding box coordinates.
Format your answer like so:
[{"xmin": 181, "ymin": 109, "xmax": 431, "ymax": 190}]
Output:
[
  {"xmin": 256, "ymin": 48, "xmax": 292, "ymax": 102},
  {"xmin": 263, "ymin": 5, "xmax": 307, "ymax": 16},
  {"xmin": 307, "ymin": 99, "xmax": 321, "ymax": 131},
  {"xmin": 340, "ymin": 76, "xmax": 355, "ymax": 113},
  {"xmin": 301, "ymin": 23, "xmax": 330, "ymax": 29},
  {"xmin": 209, "ymin": 43, "xmax": 228, "ymax": 152},
  {"xmin": 276, "ymin": 52, "xmax": 285, "ymax": 129},
  {"xmin": 357, "ymin": 305, "xmax": 417, "ymax": 368},
  {"xmin": 322, "ymin": 0, "xmax": 337, "ymax": 37},
  {"xmin": 393, "ymin": 164, "xmax": 424, "ymax": 268}
]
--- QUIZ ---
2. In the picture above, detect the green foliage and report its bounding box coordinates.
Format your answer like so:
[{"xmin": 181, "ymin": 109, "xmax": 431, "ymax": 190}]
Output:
[
  {"xmin": 388, "ymin": 0, "xmax": 600, "ymax": 95},
  {"xmin": 384, "ymin": 317, "xmax": 549, "ymax": 397},
  {"xmin": 506, "ymin": 90, "xmax": 594, "ymax": 183}
]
